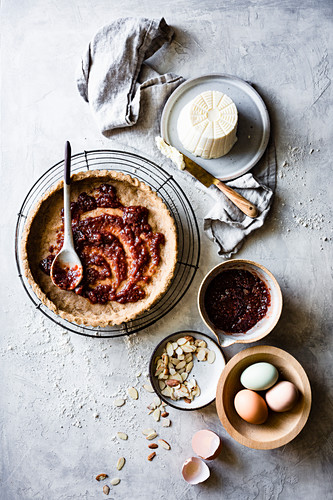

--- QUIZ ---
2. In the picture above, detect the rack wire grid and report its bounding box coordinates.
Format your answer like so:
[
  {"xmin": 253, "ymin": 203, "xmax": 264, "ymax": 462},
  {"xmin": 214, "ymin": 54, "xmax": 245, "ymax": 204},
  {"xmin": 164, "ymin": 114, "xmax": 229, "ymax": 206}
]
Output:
[{"xmin": 15, "ymin": 149, "xmax": 201, "ymax": 338}]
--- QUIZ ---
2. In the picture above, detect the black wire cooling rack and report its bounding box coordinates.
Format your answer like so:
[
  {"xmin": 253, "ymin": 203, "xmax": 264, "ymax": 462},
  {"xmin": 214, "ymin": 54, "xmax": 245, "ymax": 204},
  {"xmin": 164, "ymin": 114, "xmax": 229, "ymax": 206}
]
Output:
[{"xmin": 15, "ymin": 149, "xmax": 201, "ymax": 338}]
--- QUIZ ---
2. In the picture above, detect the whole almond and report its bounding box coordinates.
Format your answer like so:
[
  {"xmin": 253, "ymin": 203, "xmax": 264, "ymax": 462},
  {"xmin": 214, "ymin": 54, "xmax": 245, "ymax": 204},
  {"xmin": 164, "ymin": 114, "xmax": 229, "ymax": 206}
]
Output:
[
  {"xmin": 96, "ymin": 474, "xmax": 108, "ymax": 481},
  {"xmin": 148, "ymin": 443, "xmax": 158, "ymax": 449},
  {"xmin": 148, "ymin": 452, "xmax": 156, "ymax": 461},
  {"xmin": 103, "ymin": 485, "xmax": 110, "ymax": 495},
  {"xmin": 166, "ymin": 379, "xmax": 179, "ymax": 387},
  {"xmin": 161, "ymin": 411, "xmax": 169, "ymax": 418}
]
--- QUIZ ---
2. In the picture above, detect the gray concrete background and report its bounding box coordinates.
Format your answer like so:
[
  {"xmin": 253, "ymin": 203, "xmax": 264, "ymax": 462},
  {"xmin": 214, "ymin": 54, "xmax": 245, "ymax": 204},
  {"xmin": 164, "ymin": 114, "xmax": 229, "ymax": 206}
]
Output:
[{"xmin": 1, "ymin": 1, "xmax": 332, "ymax": 499}]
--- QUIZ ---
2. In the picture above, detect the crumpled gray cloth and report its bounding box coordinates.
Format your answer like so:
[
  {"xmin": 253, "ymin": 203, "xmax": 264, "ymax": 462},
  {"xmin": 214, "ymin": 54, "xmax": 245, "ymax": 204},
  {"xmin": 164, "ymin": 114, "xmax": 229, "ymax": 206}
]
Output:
[
  {"xmin": 76, "ymin": 17, "xmax": 174, "ymax": 134},
  {"xmin": 76, "ymin": 17, "xmax": 276, "ymax": 257},
  {"xmin": 204, "ymin": 141, "xmax": 276, "ymax": 257}
]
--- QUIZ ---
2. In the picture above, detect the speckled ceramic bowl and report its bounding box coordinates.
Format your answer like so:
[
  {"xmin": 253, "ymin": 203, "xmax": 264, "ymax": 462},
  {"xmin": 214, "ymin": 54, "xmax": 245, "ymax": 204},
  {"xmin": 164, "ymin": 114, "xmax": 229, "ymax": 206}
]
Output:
[{"xmin": 198, "ymin": 260, "xmax": 283, "ymax": 347}]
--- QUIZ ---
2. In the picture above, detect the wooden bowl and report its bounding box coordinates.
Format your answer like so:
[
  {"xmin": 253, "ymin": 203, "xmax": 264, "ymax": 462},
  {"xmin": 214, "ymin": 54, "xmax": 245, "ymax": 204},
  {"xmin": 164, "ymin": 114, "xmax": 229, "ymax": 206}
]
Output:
[
  {"xmin": 198, "ymin": 260, "xmax": 283, "ymax": 347},
  {"xmin": 216, "ymin": 346, "xmax": 311, "ymax": 449}
]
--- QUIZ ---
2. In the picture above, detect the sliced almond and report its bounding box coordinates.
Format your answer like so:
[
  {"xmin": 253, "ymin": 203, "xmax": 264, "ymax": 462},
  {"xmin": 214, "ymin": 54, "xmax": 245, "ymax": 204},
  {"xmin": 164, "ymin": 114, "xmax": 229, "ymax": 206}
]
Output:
[
  {"xmin": 161, "ymin": 386, "xmax": 173, "ymax": 397},
  {"xmin": 158, "ymin": 439, "xmax": 171, "ymax": 450},
  {"xmin": 116, "ymin": 457, "xmax": 125, "ymax": 471},
  {"xmin": 127, "ymin": 387, "xmax": 138, "ymax": 400},
  {"xmin": 166, "ymin": 342, "xmax": 174, "ymax": 356},
  {"xmin": 159, "ymin": 380, "xmax": 166, "ymax": 390},
  {"xmin": 172, "ymin": 342, "xmax": 178, "ymax": 350},
  {"xmin": 176, "ymin": 360, "xmax": 186, "ymax": 370},
  {"xmin": 181, "ymin": 372, "xmax": 188, "ymax": 382},
  {"xmin": 116, "ymin": 432, "xmax": 128, "ymax": 441},
  {"xmin": 146, "ymin": 432, "xmax": 158, "ymax": 440},
  {"xmin": 153, "ymin": 408, "xmax": 161, "ymax": 422},
  {"xmin": 185, "ymin": 353, "xmax": 193, "ymax": 362},
  {"xmin": 184, "ymin": 335, "xmax": 194, "ymax": 342},
  {"xmin": 177, "ymin": 337, "xmax": 187, "ymax": 345},
  {"xmin": 170, "ymin": 357, "xmax": 180, "ymax": 365},
  {"xmin": 172, "ymin": 373, "xmax": 183, "ymax": 383},
  {"xmin": 142, "ymin": 428, "xmax": 155, "ymax": 436},
  {"xmin": 185, "ymin": 361, "xmax": 193, "ymax": 373},
  {"xmin": 169, "ymin": 367, "xmax": 176, "ymax": 376},
  {"xmin": 155, "ymin": 366, "xmax": 164, "ymax": 377},
  {"xmin": 198, "ymin": 340, "xmax": 207, "ymax": 348},
  {"xmin": 114, "ymin": 398, "xmax": 125, "ymax": 407},
  {"xmin": 162, "ymin": 353, "xmax": 169, "ymax": 365},
  {"xmin": 207, "ymin": 350, "xmax": 216, "ymax": 364},
  {"xmin": 110, "ymin": 478, "xmax": 120, "ymax": 486},
  {"xmin": 148, "ymin": 452, "xmax": 156, "ymax": 461},
  {"xmin": 162, "ymin": 418, "xmax": 171, "ymax": 427},
  {"xmin": 166, "ymin": 379, "xmax": 180, "ymax": 387},
  {"xmin": 103, "ymin": 485, "xmax": 110, "ymax": 495},
  {"xmin": 184, "ymin": 397, "xmax": 192, "ymax": 404},
  {"xmin": 175, "ymin": 346, "xmax": 183, "ymax": 356},
  {"xmin": 153, "ymin": 396, "xmax": 161, "ymax": 406},
  {"xmin": 143, "ymin": 383, "xmax": 154, "ymax": 393},
  {"xmin": 96, "ymin": 474, "xmax": 108, "ymax": 481},
  {"xmin": 182, "ymin": 344, "xmax": 197, "ymax": 353},
  {"xmin": 177, "ymin": 353, "xmax": 185, "ymax": 360},
  {"xmin": 197, "ymin": 348, "xmax": 207, "ymax": 361}
]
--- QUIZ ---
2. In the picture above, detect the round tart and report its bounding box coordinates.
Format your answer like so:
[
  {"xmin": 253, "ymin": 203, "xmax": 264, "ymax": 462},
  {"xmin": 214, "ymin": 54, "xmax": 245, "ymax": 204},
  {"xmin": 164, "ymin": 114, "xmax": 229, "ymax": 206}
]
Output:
[{"xmin": 21, "ymin": 170, "xmax": 178, "ymax": 326}]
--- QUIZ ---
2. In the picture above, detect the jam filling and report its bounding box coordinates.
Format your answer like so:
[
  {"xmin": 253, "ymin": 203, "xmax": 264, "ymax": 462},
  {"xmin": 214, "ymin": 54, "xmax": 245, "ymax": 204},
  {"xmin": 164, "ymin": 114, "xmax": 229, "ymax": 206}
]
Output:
[
  {"xmin": 204, "ymin": 269, "xmax": 270, "ymax": 333},
  {"xmin": 40, "ymin": 184, "xmax": 165, "ymax": 304}
]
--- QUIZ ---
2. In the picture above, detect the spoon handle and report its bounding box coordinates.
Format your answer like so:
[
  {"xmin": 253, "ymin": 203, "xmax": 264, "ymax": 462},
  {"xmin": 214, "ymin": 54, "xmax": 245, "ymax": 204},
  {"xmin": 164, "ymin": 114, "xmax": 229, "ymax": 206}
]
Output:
[{"xmin": 63, "ymin": 141, "xmax": 74, "ymax": 248}]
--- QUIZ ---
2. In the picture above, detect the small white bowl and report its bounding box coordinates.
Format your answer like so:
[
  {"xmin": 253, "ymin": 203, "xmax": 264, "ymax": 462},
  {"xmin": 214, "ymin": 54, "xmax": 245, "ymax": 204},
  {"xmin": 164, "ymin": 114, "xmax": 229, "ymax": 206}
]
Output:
[
  {"xmin": 198, "ymin": 260, "xmax": 283, "ymax": 347},
  {"xmin": 149, "ymin": 331, "xmax": 226, "ymax": 411}
]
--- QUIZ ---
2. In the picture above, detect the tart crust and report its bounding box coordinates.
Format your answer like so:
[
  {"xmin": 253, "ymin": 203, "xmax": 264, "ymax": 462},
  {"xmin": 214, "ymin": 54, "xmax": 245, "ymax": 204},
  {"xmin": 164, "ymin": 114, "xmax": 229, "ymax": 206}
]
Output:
[{"xmin": 21, "ymin": 170, "xmax": 178, "ymax": 327}]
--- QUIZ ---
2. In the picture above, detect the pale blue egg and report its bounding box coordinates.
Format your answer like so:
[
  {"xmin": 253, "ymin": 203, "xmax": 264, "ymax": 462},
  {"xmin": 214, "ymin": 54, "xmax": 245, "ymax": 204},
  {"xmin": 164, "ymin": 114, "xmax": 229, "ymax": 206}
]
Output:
[{"xmin": 240, "ymin": 362, "xmax": 279, "ymax": 391}]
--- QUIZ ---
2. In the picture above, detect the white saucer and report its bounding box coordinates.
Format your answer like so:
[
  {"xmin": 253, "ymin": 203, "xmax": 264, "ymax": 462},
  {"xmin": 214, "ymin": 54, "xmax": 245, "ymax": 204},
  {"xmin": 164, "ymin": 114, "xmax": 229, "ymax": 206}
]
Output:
[{"xmin": 161, "ymin": 73, "xmax": 270, "ymax": 181}]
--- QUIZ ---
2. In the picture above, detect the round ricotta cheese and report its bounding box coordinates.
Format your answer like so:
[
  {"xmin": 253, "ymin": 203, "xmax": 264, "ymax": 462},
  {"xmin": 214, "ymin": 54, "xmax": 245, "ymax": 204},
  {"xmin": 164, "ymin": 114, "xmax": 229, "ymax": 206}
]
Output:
[{"xmin": 177, "ymin": 90, "xmax": 238, "ymax": 159}]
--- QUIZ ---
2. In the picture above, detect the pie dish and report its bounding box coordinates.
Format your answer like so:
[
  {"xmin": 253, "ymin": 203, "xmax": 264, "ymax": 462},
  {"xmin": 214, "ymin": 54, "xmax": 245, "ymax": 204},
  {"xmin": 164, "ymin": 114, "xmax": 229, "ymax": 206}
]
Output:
[{"xmin": 21, "ymin": 170, "xmax": 178, "ymax": 326}]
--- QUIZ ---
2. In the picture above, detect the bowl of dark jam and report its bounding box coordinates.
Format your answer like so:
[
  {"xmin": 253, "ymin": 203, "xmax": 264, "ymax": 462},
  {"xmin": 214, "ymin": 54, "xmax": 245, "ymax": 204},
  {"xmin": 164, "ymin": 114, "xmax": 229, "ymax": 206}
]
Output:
[{"xmin": 198, "ymin": 260, "xmax": 283, "ymax": 347}]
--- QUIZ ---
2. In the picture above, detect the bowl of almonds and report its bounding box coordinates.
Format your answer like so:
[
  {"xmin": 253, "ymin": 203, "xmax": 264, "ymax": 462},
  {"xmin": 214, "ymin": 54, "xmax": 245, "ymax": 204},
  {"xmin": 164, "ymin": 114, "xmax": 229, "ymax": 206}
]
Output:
[{"xmin": 149, "ymin": 331, "xmax": 226, "ymax": 410}]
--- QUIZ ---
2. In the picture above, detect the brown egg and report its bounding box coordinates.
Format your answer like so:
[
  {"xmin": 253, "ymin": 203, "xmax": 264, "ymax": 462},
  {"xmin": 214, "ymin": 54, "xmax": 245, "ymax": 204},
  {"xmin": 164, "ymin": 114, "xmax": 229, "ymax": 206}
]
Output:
[
  {"xmin": 234, "ymin": 389, "xmax": 268, "ymax": 424},
  {"xmin": 265, "ymin": 380, "xmax": 299, "ymax": 412}
]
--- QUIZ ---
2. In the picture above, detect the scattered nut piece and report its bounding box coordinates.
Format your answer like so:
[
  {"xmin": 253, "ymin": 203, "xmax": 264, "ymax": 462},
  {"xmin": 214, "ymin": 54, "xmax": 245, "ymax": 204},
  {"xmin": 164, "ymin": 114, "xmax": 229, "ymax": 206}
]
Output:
[
  {"xmin": 116, "ymin": 432, "xmax": 128, "ymax": 441},
  {"xmin": 148, "ymin": 452, "xmax": 156, "ymax": 461},
  {"xmin": 161, "ymin": 411, "xmax": 169, "ymax": 418},
  {"xmin": 197, "ymin": 348, "xmax": 207, "ymax": 361},
  {"xmin": 148, "ymin": 443, "xmax": 158, "ymax": 449},
  {"xmin": 96, "ymin": 474, "xmax": 108, "ymax": 481},
  {"xmin": 116, "ymin": 457, "xmax": 125, "ymax": 471},
  {"xmin": 158, "ymin": 439, "xmax": 171, "ymax": 450},
  {"xmin": 127, "ymin": 387, "xmax": 138, "ymax": 400},
  {"xmin": 207, "ymin": 350, "xmax": 216, "ymax": 364},
  {"xmin": 143, "ymin": 383, "xmax": 154, "ymax": 393},
  {"xmin": 153, "ymin": 396, "xmax": 161, "ymax": 406},
  {"xmin": 146, "ymin": 432, "xmax": 158, "ymax": 440},
  {"xmin": 142, "ymin": 428, "xmax": 155, "ymax": 436},
  {"xmin": 110, "ymin": 478, "xmax": 120, "ymax": 486},
  {"xmin": 162, "ymin": 418, "xmax": 171, "ymax": 427},
  {"xmin": 103, "ymin": 485, "xmax": 110, "ymax": 495},
  {"xmin": 153, "ymin": 408, "xmax": 161, "ymax": 422},
  {"xmin": 114, "ymin": 399, "xmax": 125, "ymax": 407}
]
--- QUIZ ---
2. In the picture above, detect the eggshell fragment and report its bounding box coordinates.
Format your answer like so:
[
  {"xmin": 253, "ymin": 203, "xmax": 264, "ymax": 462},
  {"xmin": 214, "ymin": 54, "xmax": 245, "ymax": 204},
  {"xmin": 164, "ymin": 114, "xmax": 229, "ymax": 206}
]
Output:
[
  {"xmin": 192, "ymin": 430, "xmax": 222, "ymax": 460},
  {"xmin": 265, "ymin": 380, "xmax": 299, "ymax": 412},
  {"xmin": 234, "ymin": 389, "xmax": 268, "ymax": 424},
  {"xmin": 240, "ymin": 362, "xmax": 279, "ymax": 391},
  {"xmin": 182, "ymin": 457, "xmax": 210, "ymax": 484}
]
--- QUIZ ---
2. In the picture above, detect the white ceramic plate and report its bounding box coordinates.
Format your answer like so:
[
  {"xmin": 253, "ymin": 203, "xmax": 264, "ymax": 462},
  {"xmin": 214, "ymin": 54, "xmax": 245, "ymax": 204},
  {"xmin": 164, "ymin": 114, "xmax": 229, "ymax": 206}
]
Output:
[
  {"xmin": 161, "ymin": 73, "xmax": 270, "ymax": 181},
  {"xmin": 149, "ymin": 331, "xmax": 226, "ymax": 411}
]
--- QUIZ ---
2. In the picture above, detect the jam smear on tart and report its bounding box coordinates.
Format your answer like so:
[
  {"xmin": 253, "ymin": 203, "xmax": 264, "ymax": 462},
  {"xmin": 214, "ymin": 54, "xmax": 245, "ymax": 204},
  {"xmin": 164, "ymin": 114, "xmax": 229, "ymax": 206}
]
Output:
[{"xmin": 40, "ymin": 184, "xmax": 165, "ymax": 304}]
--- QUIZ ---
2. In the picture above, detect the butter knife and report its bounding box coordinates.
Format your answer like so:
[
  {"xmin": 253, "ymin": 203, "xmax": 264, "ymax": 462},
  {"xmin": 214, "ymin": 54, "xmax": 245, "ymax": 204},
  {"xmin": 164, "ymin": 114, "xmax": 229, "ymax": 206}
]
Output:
[{"xmin": 182, "ymin": 153, "xmax": 258, "ymax": 218}]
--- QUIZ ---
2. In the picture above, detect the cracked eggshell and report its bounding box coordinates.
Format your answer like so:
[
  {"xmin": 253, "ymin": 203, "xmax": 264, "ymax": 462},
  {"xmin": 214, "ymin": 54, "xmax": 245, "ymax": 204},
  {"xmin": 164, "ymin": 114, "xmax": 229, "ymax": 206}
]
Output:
[
  {"xmin": 192, "ymin": 430, "xmax": 222, "ymax": 460},
  {"xmin": 182, "ymin": 457, "xmax": 210, "ymax": 484}
]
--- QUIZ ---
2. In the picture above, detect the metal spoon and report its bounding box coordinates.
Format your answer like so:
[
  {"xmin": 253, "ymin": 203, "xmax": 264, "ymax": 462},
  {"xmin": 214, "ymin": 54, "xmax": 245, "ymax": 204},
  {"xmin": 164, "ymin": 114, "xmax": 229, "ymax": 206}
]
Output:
[{"xmin": 50, "ymin": 141, "xmax": 83, "ymax": 290}]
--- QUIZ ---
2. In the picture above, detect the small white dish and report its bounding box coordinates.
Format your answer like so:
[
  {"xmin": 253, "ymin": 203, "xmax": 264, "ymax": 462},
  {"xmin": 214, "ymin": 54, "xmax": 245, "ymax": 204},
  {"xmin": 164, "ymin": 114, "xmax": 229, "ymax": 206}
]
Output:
[
  {"xmin": 149, "ymin": 331, "xmax": 226, "ymax": 411},
  {"xmin": 161, "ymin": 73, "xmax": 270, "ymax": 181},
  {"xmin": 198, "ymin": 260, "xmax": 283, "ymax": 347}
]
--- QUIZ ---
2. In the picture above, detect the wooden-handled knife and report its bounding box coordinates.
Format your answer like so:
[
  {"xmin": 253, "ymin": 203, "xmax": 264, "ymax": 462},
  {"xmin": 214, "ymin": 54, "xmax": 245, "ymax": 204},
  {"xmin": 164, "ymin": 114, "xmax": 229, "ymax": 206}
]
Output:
[{"xmin": 182, "ymin": 153, "xmax": 258, "ymax": 218}]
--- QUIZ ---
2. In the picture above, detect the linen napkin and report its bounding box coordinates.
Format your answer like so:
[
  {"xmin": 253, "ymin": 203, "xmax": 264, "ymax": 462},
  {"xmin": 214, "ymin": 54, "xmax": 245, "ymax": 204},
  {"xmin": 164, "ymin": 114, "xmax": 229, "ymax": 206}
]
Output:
[{"xmin": 76, "ymin": 17, "xmax": 276, "ymax": 258}]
